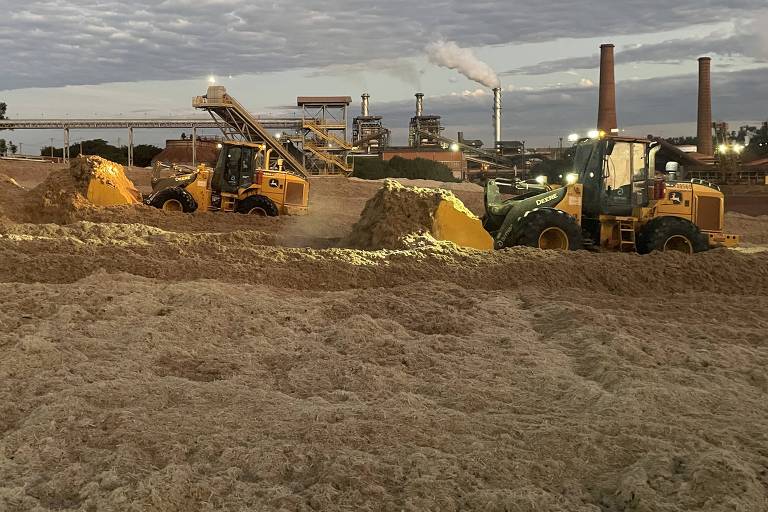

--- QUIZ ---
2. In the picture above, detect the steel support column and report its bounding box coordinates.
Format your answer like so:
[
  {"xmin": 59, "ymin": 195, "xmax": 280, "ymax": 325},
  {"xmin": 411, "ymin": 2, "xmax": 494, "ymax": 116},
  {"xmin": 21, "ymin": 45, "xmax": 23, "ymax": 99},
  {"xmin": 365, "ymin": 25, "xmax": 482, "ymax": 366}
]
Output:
[
  {"xmin": 63, "ymin": 128, "xmax": 70, "ymax": 163},
  {"xmin": 192, "ymin": 126, "xmax": 197, "ymax": 167},
  {"xmin": 128, "ymin": 127, "xmax": 134, "ymax": 167}
]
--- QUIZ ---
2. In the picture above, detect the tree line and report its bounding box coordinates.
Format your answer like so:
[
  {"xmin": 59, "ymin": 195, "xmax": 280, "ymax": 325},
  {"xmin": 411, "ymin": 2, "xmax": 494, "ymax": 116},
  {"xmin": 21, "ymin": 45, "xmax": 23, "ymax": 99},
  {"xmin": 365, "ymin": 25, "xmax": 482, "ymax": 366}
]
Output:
[
  {"xmin": 40, "ymin": 139, "xmax": 163, "ymax": 168},
  {"xmin": 0, "ymin": 102, "xmax": 19, "ymax": 156}
]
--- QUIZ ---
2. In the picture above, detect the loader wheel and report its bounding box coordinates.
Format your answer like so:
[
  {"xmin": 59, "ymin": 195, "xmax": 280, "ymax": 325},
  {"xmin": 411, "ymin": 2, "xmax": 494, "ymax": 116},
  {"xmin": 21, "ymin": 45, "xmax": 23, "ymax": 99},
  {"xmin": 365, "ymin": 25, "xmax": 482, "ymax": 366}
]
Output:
[
  {"xmin": 511, "ymin": 208, "xmax": 583, "ymax": 250},
  {"xmin": 149, "ymin": 187, "xmax": 197, "ymax": 213},
  {"xmin": 236, "ymin": 195, "xmax": 279, "ymax": 217},
  {"xmin": 636, "ymin": 216, "xmax": 709, "ymax": 255}
]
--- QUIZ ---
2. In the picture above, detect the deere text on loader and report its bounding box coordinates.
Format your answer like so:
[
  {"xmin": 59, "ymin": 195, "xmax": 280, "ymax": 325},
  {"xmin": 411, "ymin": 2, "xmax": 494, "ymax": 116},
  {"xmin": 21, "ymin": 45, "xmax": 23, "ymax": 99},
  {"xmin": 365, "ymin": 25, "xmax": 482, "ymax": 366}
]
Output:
[
  {"xmin": 482, "ymin": 135, "xmax": 738, "ymax": 253},
  {"xmin": 146, "ymin": 140, "xmax": 309, "ymax": 216}
]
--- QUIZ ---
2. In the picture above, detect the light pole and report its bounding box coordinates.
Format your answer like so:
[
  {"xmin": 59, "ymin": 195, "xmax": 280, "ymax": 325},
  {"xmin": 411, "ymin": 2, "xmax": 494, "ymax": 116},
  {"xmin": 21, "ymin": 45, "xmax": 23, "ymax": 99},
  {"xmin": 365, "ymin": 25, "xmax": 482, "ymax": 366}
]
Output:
[{"xmin": 50, "ymin": 137, "xmax": 54, "ymax": 159}]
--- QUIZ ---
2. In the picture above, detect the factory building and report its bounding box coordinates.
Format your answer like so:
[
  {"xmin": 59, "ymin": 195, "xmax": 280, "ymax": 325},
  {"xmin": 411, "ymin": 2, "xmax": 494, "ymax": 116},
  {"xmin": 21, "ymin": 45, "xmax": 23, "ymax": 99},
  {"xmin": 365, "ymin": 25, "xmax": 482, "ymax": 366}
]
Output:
[
  {"xmin": 152, "ymin": 137, "xmax": 220, "ymax": 166},
  {"xmin": 408, "ymin": 93, "xmax": 444, "ymax": 148},
  {"xmin": 352, "ymin": 93, "xmax": 390, "ymax": 154}
]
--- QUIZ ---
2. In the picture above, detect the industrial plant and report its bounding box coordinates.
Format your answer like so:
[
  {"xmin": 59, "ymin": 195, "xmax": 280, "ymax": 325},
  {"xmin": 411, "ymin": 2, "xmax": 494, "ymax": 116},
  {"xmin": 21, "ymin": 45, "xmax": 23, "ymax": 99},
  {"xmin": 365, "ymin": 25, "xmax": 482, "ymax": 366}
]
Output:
[{"xmin": 5, "ymin": 41, "xmax": 764, "ymax": 186}]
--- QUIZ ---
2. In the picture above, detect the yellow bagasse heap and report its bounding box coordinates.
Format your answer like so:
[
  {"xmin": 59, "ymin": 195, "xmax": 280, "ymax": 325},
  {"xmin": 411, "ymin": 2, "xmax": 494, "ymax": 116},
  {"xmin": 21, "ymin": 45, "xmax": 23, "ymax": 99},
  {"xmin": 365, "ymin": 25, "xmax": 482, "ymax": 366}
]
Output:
[{"xmin": 344, "ymin": 179, "xmax": 479, "ymax": 250}]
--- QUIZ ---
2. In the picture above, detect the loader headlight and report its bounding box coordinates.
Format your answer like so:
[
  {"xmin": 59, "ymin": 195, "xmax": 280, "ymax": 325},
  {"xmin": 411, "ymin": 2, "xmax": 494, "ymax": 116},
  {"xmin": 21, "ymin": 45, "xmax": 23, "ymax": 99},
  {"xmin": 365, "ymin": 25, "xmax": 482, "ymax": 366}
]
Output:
[
  {"xmin": 567, "ymin": 133, "xmax": 579, "ymax": 142},
  {"xmin": 587, "ymin": 129, "xmax": 600, "ymax": 139},
  {"xmin": 535, "ymin": 175, "xmax": 546, "ymax": 185},
  {"xmin": 565, "ymin": 173, "xmax": 578, "ymax": 184}
]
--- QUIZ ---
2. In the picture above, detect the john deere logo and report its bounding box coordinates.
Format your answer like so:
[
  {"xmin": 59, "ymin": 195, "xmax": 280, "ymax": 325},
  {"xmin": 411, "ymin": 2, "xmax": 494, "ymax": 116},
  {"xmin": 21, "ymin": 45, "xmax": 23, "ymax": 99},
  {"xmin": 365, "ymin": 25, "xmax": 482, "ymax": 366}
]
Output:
[
  {"xmin": 536, "ymin": 193, "xmax": 558, "ymax": 206},
  {"xmin": 268, "ymin": 178, "xmax": 279, "ymax": 188},
  {"xmin": 669, "ymin": 191, "xmax": 683, "ymax": 204}
]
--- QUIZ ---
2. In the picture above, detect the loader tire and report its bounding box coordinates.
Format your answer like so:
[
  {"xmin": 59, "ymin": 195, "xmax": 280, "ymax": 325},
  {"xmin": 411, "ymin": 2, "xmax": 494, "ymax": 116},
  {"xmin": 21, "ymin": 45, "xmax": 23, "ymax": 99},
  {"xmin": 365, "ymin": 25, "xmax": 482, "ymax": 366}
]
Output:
[
  {"xmin": 149, "ymin": 187, "xmax": 197, "ymax": 213},
  {"xmin": 511, "ymin": 208, "xmax": 583, "ymax": 251},
  {"xmin": 636, "ymin": 216, "xmax": 709, "ymax": 254},
  {"xmin": 236, "ymin": 195, "xmax": 279, "ymax": 216}
]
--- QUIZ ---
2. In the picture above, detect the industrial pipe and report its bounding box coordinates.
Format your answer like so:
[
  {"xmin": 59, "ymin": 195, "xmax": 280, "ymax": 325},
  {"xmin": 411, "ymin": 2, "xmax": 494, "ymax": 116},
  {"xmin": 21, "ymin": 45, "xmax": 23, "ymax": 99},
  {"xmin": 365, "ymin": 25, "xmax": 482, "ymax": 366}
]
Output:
[
  {"xmin": 493, "ymin": 87, "xmax": 502, "ymax": 145},
  {"xmin": 361, "ymin": 93, "xmax": 370, "ymax": 117},
  {"xmin": 415, "ymin": 93, "xmax": 424, "ymax": 117}
]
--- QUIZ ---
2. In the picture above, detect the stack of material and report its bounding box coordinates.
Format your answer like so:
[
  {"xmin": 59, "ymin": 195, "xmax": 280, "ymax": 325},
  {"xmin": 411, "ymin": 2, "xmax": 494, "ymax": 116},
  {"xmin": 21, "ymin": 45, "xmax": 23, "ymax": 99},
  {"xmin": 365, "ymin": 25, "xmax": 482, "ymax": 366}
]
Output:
[
  {"xmin": 344, "ymin": 179, "xmax": 492, "ymax": 250},
  {"xmin": 28, "ymin": 156, "xmax": 141, "ymax": 221}
]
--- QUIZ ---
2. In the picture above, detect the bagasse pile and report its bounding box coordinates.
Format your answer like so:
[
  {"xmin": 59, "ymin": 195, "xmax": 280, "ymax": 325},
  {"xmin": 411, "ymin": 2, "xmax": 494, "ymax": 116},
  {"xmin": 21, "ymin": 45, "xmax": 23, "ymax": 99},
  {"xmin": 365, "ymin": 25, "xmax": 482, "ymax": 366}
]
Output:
[
  {"xmin": 344, "ymin": 179, "xmax": 480, "ymax": 249},
  {"xmin": 1, "ymin": 161, "xmax": 768, "ymax": 511},
  {"xmin": 26, "ymin": 156, "xmax": 141, "ymax": 222}
]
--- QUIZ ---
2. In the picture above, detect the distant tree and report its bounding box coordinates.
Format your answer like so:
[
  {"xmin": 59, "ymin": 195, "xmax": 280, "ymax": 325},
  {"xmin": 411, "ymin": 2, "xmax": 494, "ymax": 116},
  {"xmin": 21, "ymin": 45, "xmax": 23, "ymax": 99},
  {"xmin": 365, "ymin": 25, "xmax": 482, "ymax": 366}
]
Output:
[
  {"xmin": 0, "ymin": 102, "xmax": 7, "ymax": 135},
  {"xmin": 0, "ymin": 139, "xmax": 6, "ymax": 156},
  {"xmin": 132, "ymin": 144, "xmax": 163, "ymax": 167},
  {"xmin": 9, "ymin": 141, "xmax": 17, "ymax": 155},
  {"xmin": 181, "ymin": 132, "xmax": 187, "ymax": 140},
  {"xmin": 664, "ymin": 136, "xmax": 698, "ymax": 146},
  {"xmin": 351, "ymin": 156, "xmax": 460, "ymax": 182},
  {"xmin": 39, "ymin": 138, "xmax": 162, "ymax": 166}
]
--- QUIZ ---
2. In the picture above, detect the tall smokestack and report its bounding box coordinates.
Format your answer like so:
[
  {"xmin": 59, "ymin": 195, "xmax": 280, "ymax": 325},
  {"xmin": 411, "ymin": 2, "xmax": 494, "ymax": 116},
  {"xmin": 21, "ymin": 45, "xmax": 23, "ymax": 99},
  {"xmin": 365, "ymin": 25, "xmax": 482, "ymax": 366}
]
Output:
[
  {"xmin": 597, "ymin": 43, "xmax": 618, "ymax": 134},
  {"xmin": 361, "ymin": 93, "xmax": 370, "ymax": 117},
  {"xmin": 697, "ymin": 57, "xmax": 713, "ymax": 156},
  {"xmin": 415, "ymin": 92, "xmax": 424, "ymax": 117},
  {"xmin": 493, "ymin": 87, "xmax": 502, "ymax": 145}
]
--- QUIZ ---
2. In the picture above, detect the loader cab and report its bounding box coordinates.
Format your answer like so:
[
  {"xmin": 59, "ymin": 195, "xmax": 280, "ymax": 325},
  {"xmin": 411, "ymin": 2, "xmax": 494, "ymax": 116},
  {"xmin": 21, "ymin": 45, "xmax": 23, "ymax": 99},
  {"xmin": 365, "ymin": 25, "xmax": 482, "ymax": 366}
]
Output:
[
  {"xmin": 576, "ymin": 137, "xmax": 659, "ymax": 217},
  {"xmin": 212, "ymin": 143, "xmax": 257, "ymax": 194}
]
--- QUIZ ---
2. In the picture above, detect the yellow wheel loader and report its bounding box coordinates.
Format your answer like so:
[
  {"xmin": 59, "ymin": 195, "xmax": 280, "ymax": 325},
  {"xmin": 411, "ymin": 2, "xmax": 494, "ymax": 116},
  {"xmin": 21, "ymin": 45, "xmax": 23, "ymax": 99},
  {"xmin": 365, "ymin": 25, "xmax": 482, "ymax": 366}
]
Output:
[
  {"xmin": 146, "ymin": 140, "xmax": 309, "ymax": 216},
  {"xmin": 480, "ymin": 135, "xmax": 738, "ymax": 253}
]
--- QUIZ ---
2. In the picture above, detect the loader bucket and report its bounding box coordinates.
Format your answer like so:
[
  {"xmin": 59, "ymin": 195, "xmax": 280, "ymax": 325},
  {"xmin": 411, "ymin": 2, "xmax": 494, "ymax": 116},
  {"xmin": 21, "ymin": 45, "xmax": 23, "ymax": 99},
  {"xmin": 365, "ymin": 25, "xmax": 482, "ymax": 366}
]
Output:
[
  {"xmin": 73, "ymin": 156, "xmax": 142, "ymax": 206},
  {"xmin": 433, "ymin": 199, "xmax": 493, "ymax": 250}
]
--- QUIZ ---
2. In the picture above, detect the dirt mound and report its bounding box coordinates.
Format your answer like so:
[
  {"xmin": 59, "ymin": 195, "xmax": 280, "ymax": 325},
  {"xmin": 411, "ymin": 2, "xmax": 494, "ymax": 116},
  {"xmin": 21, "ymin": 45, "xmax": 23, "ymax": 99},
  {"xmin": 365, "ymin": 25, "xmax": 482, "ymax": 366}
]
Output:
[
  {"xmin": 0, "ymin": 172, "xmax": 26, "ymax": 220},
  {"xmin": 726, "ymin": 211, "xmax": 768, "ymax": 244},
  {"xmin": 25, "ymin": 156, "xmax": 141, "ymax": 223},
  {"xmin": 344, "ymin": 180, "xmax": 483, "ymax": 249}
]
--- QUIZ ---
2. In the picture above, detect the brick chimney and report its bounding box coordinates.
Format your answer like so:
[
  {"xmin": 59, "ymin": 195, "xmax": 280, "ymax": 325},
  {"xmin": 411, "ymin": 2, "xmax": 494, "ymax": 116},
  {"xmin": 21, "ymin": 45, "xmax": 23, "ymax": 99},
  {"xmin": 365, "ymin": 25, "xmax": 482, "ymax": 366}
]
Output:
[
  {"xmin": 597, "ymin": 44, "xmax": 618, "ymax": 134},
  {"xmin": 697, "ymin": 57, "xmax": 713, "ymax": 156}
]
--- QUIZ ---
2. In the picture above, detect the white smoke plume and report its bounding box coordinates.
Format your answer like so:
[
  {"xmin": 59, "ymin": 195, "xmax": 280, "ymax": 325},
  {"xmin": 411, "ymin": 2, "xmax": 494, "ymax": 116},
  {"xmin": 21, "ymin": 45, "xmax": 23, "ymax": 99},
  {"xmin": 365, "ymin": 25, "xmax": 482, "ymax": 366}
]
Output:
[{"xmin": 426, "ymin": 40, "xmax": 500, "ymax": 89}]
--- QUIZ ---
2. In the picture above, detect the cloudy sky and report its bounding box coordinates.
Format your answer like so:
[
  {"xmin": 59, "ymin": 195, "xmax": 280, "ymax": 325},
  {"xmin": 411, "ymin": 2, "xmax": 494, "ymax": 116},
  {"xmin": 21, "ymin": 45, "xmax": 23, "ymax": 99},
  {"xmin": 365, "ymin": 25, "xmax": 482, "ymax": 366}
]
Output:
[{"xmin": 1, "ymin": 0, "xmax": 767, "ymax": 150}]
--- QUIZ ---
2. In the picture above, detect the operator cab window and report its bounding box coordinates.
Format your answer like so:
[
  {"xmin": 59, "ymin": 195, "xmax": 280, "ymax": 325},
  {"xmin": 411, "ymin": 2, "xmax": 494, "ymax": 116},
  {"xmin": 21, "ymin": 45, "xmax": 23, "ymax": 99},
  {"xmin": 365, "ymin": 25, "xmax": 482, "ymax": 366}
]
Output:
[
  {"xmin": 224, "ymin": 147, "xmax": 242, "ymax": 191},
  {"xmin": 606, "ymin": 142, "xmax": 632, "ymax": 202},
  {"xmin": 603, "ymin": 141, "xmax": 649, "ymax": 215},
  {"xmin": 239, "ymin": 147, "xmax": 254, "ymax": 187}
]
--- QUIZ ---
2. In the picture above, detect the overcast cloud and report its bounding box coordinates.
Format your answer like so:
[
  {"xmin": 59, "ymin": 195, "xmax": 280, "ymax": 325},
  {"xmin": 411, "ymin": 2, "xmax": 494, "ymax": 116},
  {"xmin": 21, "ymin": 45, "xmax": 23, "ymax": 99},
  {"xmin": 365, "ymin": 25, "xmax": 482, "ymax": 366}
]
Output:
[
  {"xmin": 1, "ymin": 0, "xmax": 767, "ymax": 90},
  {"xmin": 504, "ymin": 12, "xmax": 768, "ymax": 76}
]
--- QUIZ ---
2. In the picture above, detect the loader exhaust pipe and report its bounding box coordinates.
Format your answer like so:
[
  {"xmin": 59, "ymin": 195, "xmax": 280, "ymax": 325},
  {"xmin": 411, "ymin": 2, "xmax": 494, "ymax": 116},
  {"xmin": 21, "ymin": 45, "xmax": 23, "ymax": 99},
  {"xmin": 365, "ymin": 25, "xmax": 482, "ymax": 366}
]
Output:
[
  {"xmin": 697, "ymin": 57, "xmax": 713, "ymax": 156},
  {"xmin": 597, "ymin": 43, "xmax": 618, "ymax": 134}
]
